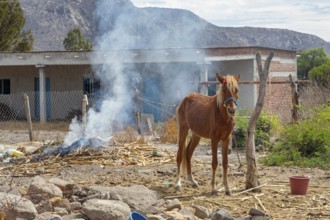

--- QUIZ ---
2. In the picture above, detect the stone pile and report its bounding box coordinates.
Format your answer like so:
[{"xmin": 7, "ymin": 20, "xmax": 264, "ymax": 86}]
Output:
[{"xmin": 0, "ymin": 176, "xmax": 269, "ymax": 220}]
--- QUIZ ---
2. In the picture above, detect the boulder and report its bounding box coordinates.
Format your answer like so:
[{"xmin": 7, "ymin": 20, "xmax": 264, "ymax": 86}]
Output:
[
  {"xmin": 27, "ymin": 176, "xmax": 63, "ymax": 204},
  {"xmin": 82, "ymin": 199, "xmax": 131, "ymax": 220},
  {"xmin": 0, "ymin": 192, "xmax": 38, "ymax": 220}
]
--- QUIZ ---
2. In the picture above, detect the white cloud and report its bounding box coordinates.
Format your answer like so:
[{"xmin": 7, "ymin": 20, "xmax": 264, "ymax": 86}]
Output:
[{"xmin": 131, "ymin": 0, "xmax": 330, "ymax": 41}]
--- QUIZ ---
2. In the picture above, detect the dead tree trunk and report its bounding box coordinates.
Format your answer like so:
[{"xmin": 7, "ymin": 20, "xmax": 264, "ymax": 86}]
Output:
[
  {"xmin": 289, "ymin": 74, "xmax": 299, "ymax": 123},
  {"xmin": 245, "ymin": 51, "xmax": 274, "ymax": 191}
]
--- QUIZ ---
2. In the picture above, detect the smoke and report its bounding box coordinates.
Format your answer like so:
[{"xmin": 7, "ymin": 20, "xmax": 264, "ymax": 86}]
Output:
[{"xmin": 64, "ymin": 0, "xmax": 206, "ymax": 145}]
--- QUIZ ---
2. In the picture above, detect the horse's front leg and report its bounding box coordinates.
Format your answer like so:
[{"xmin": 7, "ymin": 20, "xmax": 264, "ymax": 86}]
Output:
[
  {"xmin": 210, "ymin": 139, "xmax": 220, "ymax": 195},
  {"xmin": 221, "ymin": 137, "xmax": 232, "ymax": 196}
]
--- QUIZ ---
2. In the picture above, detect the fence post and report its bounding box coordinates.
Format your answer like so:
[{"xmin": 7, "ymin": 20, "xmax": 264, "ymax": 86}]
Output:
[
  {"xmin": 24, "ymin": 93, "xmax": 33, "ymax": 141},
  {"xmin": 82, "ymin": 94, "xmax": 89, "ymax": 135}
]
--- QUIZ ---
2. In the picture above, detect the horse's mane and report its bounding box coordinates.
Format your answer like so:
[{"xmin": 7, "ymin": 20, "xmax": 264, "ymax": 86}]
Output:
[{"xmin": 216, "ymin": 75, "xmax": 238, "ymax": 108}]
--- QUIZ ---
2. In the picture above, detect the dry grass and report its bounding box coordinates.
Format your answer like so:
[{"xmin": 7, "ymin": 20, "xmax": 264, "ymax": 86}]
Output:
[
  {"xmin": 159, "ymin": 117, "xmax": 178, "ymax": 144},
  {"xmin": 113, "ymin": 126, "xmax": 146, "ymax": 144}
]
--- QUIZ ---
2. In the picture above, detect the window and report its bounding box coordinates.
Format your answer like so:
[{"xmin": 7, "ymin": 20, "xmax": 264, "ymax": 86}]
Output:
[
  {"xmin": 83, "ymin": 77, "xmax": 100, "ymax": 96},
  {"xmin": 0, "ymin": 79, "xmax": 10, "ymax": 94}
]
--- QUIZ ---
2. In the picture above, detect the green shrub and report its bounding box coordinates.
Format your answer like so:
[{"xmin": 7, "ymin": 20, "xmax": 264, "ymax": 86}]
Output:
[
  {"xmin": 234, "ymin": 110, "xmax": 282, "ymax": 150},
  {"xmin": 261, "ymin": 105, "xmax": 330, "ymax": 168}
]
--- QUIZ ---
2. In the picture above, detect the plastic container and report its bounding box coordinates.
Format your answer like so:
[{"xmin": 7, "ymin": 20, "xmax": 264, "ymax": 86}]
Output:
[
  {"xmin": 289, "ymin": 176, "xmax": 310, "ymax": 195},
  {"xmin": 4, "ymin": 149, "xmax": 25, "ymax": 157},
  {"xmin": 128, "ymin": 211, "xmax": 147, "ymax": 220}
]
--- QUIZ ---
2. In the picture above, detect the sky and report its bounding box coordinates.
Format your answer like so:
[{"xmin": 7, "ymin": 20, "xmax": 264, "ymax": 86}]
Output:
[{"xmin": 131, "ymin": 0, "xmax": 330, "ymax": 42}]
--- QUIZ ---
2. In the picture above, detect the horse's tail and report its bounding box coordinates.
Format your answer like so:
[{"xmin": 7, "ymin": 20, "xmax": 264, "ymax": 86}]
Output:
[
  {"xmin": 176, "ymin": 101, "xmax": 188, "ymax": 176},
  {"xmin": 180, "ymin": 138, "xmax": 190, "ymax": 176}
]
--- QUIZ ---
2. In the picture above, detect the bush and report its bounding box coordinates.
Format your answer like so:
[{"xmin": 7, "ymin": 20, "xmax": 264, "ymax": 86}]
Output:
[
  {"xmin": 261, "ymin": 105, "xmax": 330, "ymax": 168},
  {"xmin": 234, "ymin": 110, "xmax": 282, "ymax": 150}
]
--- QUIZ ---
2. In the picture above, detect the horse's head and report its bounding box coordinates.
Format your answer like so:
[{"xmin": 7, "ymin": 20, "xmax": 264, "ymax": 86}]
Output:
[{"xmin": 216, "ymin": 73, "xmax": 240, "ymax": 117}]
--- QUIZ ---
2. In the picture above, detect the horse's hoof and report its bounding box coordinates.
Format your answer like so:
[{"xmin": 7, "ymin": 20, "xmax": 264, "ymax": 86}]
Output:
[
  {"xmin": 175, "ymin": 185, "xmax": 182, "ymax": 191},
  {"xmin": 211, "ymin": 190, "xmax": 218, "ymax": 196},
  {"xmin": 225, "ymin": 191, "xmax": 232, "ymax": 196}
]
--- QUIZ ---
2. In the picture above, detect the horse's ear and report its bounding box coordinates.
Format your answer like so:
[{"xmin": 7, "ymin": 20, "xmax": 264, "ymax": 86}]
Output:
[
  {"xmin": 235, "ymin": 74, "xmax": 241, "ymax": 82},
  {"xmin": 216, "ymin": 72, "xmax": 225, "ymax": 84}
]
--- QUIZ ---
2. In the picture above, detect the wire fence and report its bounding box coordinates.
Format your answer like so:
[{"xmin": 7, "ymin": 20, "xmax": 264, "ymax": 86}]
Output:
[
  {"xmin": 0, "ymin": 91, "xmax": 101, "ymax": 131},
  {"xmin": 0, "ymin": 81, "xmax": 328, "ymax": 133}
]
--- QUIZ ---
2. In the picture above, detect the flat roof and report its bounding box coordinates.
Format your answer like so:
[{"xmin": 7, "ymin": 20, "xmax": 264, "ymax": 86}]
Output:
[{"xmin": 0, "ymin": 46, "xmax": 296, "ymax": 66}]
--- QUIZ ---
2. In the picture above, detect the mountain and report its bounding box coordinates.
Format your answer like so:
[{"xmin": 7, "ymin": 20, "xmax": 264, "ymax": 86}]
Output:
[{"xmin": 21, "ymin": 0, "xmax": 330, "ymax": 54}]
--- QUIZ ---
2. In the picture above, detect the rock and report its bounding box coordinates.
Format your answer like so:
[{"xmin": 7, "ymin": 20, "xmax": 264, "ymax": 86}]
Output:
[
  {"xmin": 35, "ymin": 199, "xmax": 53, "ymax": 213},
  {"xmin": 164, "ymin": 210, "xmax": 186, "ymax": 220},
  {"xmin": 49, "ymin": 178, "xmax": 75, "ymax": 197},
  {"xmin": 84, "ymin": 185, "xmax": 112, "ymax": 198},
  {"xmin": 179, "ymin": 207, "xmax": 197, "ymax": 220},
  {"xmin": 27, "ymin": 176, "xmax": 63, "ymax": 204},
  {"xmin": 166, "ymin": 198, "xmax": 182, "ymax": 211},
  {"xmin": 62, "ymin": 212, "xmax": 88, "ymax": 220},
  {"xmin": 54, "ymin": 207, "xmax": 69, "ymax": 216},
  {"xmin": 0, "ymin": 186, "xmax": 21, "ymax": 196},
  {"xmin": 70, "ymin": 201, "xmax": 82, "ymax": 210},
  {"xmin": 148, "ymin": 214, "xmax": 167, "ymax": 220},
  {"xmin": 248, "ymin": 208, "xmax": 266, "ymax": 216},
  {"xmin": 36, "ymin": 212, "xmax": 62, "ymax": 220},
  {"xmin": 146, "ymin": 206, "xmax": 162, "ymax": 214},
  {"xmin": 210, "ymin": 208, "xmax": 235, "ymax": 220},
  {"xmin": 239, "ymin": 215, "xmax": 252, "ymax": 220},
  {"xmin": 153, "ymin": 199, "xmax": 166, "ymax": 207},
  {"xmin": 82, "ymin": 199, "xmax": 131, "ymax": 220},
  {"xmin": 192, "ymin": 205, "xmax": 210, "ymax": 219},
  {"xmin": 251, "ymin": 216, "xmax": 269, "ymax": 220},
  {"xmin": 51, "ymin": 197, "xmax": 72, "ymax": 213},
  {"xmin": 87, "ymin": 184, "xmax": 159, "ymax": 212},
  {"xmin": 0, "ymin": 192, "xmax": 38, "ymax": 220}
]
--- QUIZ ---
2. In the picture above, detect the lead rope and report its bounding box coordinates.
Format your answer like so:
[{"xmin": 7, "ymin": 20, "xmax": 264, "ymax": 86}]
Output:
[{"xmin": 232, "ymin": 130, "xmax": 243, "ymax": 171}]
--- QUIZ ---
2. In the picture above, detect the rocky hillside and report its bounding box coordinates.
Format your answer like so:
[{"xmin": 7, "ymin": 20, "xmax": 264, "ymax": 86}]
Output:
[{"xmin": 21, "ymin": 0, "xmax": 330, "ymax": 54}]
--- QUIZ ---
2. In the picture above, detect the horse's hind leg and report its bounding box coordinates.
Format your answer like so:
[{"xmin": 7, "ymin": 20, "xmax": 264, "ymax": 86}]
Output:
[
  {"xmin": 186, "ymin": 134, "xmax": 201, "ymax": 187},
  {"xmin": 175, "ymin": 124, "xmax": 189, "ymax": 190}
]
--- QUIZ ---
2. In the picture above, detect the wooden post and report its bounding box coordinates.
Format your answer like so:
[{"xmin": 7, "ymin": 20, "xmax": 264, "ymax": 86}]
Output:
[
  {"xmin": 135, "ymin": 87, "xmax": 142, "ymax": 134},
  {"xmin": 24, "ymin": 93, "xmax": 33, "ymax": 141},
  {"xmin": 289, "ymin": 74, "xmax": 299, "ymax": 123},
  {"xmin": 82, "ymin": 94, "xmax": 89, "ymax": 135},
  {"xmin": 245, "ymin": 51, "xmax": 274, "ymax": 191}
]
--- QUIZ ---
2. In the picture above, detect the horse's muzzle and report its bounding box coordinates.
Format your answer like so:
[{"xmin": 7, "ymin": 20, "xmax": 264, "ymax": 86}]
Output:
[{"xmin": 228, "ymin": 107, "xmax": 236, "ymax": 116}]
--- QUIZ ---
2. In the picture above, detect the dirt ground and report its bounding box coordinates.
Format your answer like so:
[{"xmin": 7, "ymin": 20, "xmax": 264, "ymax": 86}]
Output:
[{"xmin": 0, "ymin": 129, "xmax": 330, "ymax": 219}]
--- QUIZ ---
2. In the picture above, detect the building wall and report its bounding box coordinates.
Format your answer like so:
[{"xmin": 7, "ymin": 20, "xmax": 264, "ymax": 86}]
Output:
[
  {"xmin": 0, "ymin": 48, "xmax": 297, "ymax": 122},
  {"xmin": 259, "ymin": 57, "xmax": 297, "ymax": 122},
  {"xmin": 0, "ymin": 65, "xmax": 91, "ymax": 120},
  {"xmin": 221, "ymin": 59, "xmax": 255, "ymax": 110},
  {"xmin": 0, "ymin": 65, "xmax": 91, "ymax": 93}
]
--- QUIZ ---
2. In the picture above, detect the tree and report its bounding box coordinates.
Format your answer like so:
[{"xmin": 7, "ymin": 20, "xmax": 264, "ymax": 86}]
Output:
[
  {"xmin": 245, "ymin": 51, "xmax": 274, "ymax": 191},
  {"xmin": 0, "ymin": 1, "xmax": 34, "ymax": 51},
  {"xmin": 63, "ymin": 28, "xmax": 92, "ymax": 51},
  {"xmin": 308, "ymin": 60, "xmax": 330, "ymax": 87},
  {"xmin": 297, "ymin": 48, "xmax": 329, "ymax": 79}
]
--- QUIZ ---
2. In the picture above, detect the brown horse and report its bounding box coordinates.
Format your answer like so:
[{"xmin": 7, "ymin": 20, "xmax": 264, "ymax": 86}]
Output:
[{"xmin": 175, "ymin": 73, "xmax": 240, "ymax": 196}]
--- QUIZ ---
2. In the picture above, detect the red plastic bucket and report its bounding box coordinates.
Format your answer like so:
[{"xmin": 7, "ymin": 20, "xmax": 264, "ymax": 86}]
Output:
[{"xmin": 289, "ymin": 176, "xmax": 310, "ymax": 195}]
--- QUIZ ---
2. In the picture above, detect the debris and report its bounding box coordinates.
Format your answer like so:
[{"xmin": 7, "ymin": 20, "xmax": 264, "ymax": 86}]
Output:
[
  {"xmin": 3, "ymin": 149, "xmax": 25, "ymax": 158},
  {"xmin": 234, "ymin": 183, "xmax": 268, "ymax": 196},
  {"xmin": 43, "ymin": 137, "xmax": 107, "ymax": 157}
]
